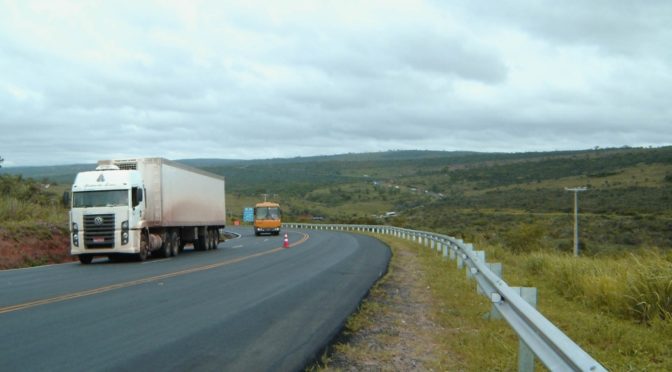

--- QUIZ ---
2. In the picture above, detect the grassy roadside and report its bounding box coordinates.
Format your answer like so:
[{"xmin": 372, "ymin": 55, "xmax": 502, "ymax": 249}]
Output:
[
  {"xmin": 0, "ymin": 175, "xmax": 71, "ymax": 269},
  {"xmin": 316, "ymin": 235, "xmax": 523, "ymax": 371},
  {"xmin": 482, "ymin": 243, "xmax": 672, "ymax": 370},
  {"xmin": 316, "ymin": 233, "xmax": 671, "ymax": 371}
]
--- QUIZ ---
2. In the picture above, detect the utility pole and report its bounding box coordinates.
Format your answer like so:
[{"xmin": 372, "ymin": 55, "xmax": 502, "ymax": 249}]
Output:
[{"xmin": 565, "ymin": 187, "xmax": 587, "ymax": 256}]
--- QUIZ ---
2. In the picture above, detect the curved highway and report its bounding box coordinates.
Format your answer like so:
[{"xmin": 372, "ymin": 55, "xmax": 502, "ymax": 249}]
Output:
[{"xmin": 0, "ymin": 228, "xmax": 390, "ymax": 371}]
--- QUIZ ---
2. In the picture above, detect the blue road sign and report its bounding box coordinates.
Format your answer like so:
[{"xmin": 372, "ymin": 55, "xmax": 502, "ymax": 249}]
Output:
[{"xmin": 243, "ymin": 207, "xmax": 254, "ymax": 222}]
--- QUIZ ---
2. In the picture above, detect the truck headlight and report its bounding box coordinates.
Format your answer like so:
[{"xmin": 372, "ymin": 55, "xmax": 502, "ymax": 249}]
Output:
[
  {"xmin": 121, "ymin": 220, "xmax": 129, "ymax": 245},
  {"xmin": 72, "ymin": 223, "xmax": 78, "ymax": 233}
]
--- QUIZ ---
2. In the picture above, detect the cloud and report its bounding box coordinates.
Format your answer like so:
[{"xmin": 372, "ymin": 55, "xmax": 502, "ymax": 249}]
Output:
[{"xmin": 0, "ymin": 0, "xmax": 670, "ymax": 166}]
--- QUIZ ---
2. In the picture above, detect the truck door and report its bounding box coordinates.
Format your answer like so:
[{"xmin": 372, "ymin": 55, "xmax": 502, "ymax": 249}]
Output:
[{"xmin": 131, "ymin": 186, "xmax": 145, "ymax": 222}]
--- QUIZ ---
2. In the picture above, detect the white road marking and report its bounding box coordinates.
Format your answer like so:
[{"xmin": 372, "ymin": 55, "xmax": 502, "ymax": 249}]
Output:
[{"xmin": 141, "ymin": 258, "xmax": 171, "ymax": 264}]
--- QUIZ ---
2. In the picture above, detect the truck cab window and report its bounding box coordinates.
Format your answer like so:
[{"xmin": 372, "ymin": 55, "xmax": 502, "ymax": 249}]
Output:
[{"xmin": 132, "ymin": 187, "xmax": 141, "ymax": 208}]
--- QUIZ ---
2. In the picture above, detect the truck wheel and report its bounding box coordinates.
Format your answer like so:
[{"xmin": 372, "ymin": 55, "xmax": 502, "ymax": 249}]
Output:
[
  {"xmin": 206, "ymin": 230, "xmax": 213, "ymax": 250},
  {"xmin": 212, "ymin": 229, "xmax": 219, "ymax": 250},
  {"xmin": 194, "ymin": 227, "xmax": 206, "ymax": 251},
  {"xmin": 137, "ymin": 232, "xmax": 149, "ymax": 261},
  {"xmin": 170, "ymin": 231, "xmax": 180, "ymax": 257},
  {"xmin": 208, "ymin": 230, "xmax": 214, "ymax": 250},
  {"xmin": 79, "ymin": 255, "xmax": 93, "ymax": 264},
  {"xmin": 195, "ymin": 237, "xmax": 205, "ymax": 251},
  {"xmin": 159, "ymin": 235, "xmax": 171, "ymax": 258}
]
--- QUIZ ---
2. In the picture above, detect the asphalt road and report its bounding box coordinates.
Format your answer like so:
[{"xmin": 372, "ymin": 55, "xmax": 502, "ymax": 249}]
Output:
[{"xmin": 0, "ymin": 228, "xmax": 391, "ymax": 371}]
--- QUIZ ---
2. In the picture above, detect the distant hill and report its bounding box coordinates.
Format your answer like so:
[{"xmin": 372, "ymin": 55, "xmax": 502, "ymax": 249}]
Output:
[
  {"xmin": 0, "ymin": 164, "xmax": 93, "ymax": 184},
  {"xmin": 2, "ymin": 147, "xmax": 670, "ymax": 189},
  {"xmin": 2, "ymin": 146, "xmax": 671, "ymax": 254},
  {"xmin": 0, "ymin": 150, "xmax": 487, "ymax": 183}
]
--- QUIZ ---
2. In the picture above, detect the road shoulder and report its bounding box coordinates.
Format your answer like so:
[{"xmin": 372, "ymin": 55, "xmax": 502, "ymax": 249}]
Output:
[{"xmin": 317, "ymin": 235, "xmax": 452, "ymax": 371}]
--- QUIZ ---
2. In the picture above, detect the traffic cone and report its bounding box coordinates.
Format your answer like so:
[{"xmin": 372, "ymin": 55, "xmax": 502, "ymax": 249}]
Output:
[{"xmin": 283, "ymin": 233, "xmax": 290, "ymax": 248}]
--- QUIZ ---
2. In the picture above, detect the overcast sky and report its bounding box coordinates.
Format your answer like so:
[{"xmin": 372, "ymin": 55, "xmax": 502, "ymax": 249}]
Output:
[{"xmin": 1, "ymin": 0, "xmax": 671, "ymax": 166}]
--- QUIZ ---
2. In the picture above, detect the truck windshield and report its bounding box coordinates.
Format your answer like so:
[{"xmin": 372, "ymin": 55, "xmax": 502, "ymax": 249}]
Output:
[
  {"xmin": 255, "ymin": 207, "xmax": 280, "ymax": 220},
  {"xmin": 73, "ymin": 190, "xmax": 129, "ymax": 208}
]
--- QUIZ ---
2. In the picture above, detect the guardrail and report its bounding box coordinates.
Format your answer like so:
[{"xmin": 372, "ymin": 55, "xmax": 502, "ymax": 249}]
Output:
[{"xmin": 285, "ymin": 223, "xmax": 606, "ymax": 372}]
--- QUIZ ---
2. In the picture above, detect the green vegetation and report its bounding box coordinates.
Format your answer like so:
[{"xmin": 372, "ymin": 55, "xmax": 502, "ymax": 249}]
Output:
[
  {"xmin": 0, "ymin": 175, "xmax": 70, "ymax": 269},
  {"xmin": 329, "ymin": 233, "xmax": 672, "ymax": 370},
  {"xmin": 3, "ymin": 146, "xmax": 670, "ymax": 252},
  {"xmin": 0, "ymin": 175, "xmax": 67, "ymax": 229}
]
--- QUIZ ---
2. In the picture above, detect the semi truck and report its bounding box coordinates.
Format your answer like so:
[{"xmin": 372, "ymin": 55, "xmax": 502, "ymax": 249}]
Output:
[
  {"xmin": 253, "ymin": 201, "xmax": 282, "ymax": 236},
  {"xmin": 69, "ymin": 158, "xmax": 226, "ymax": 264}
]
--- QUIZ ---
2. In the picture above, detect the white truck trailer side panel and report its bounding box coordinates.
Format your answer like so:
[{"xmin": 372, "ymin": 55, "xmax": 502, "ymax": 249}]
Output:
[
  {"xmin": 160, "ymin": 160, "xmax": 226, "ymax": 226},
  {"xmin": 103, "ymin": 158, "xmax": 226, "ymax": 227}
]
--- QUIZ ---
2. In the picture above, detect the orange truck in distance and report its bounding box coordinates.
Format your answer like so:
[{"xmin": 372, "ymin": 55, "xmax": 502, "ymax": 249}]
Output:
[{"xmin": 254, "ymin": 202, "xmax": 282, "ymax": 236}]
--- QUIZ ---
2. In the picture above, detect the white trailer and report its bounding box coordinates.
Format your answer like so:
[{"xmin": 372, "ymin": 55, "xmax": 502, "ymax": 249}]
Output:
[{"xmin": 69, "ymin": 158, "xmax": 226, "ymax": 264}]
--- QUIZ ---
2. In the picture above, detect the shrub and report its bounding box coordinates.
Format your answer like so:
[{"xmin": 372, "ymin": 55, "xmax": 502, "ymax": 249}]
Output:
[
  {"xmin": 523, "ymin": 253, "xmax": 547, "ymax": 275},
  {"xmin": 502, "ymin": 223, "xmax": 546, "ymax": 254},
  {"xmin": 520, "ymin": 249, "xmax": 672, "ymax": 324},
  {"xmin": 626, "ymin": 254, "xmax": 672, "ymax": 323}
]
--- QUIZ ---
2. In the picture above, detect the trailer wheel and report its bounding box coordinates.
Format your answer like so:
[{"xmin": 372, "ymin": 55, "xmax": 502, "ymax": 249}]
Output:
[
  {"xmin": 208, "ymin": 229, "xmax": 217, "ymax": 249},
  {"xmin": 79, "ymin": 255, "xmax": 93, "ymax": 264},
  {"xmin": 206, "ymin": 230, "xmax": 213, "ymax": 250},
  {"xmin": 170, "ymin": 230, "xmax": 180, "ymax": 257},
  {"xmin": 159, "ymin": 236, "xmax": 171, "ymax": 258},
  {"xmin": 195, "ymin": 228, "xmax": 206, "ymax": 251},
  {"xmin": 212, "ymin": 229, "xmax": 219, "ymax": 250}
]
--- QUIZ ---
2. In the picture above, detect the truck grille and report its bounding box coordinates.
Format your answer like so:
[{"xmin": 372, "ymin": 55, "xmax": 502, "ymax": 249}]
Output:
[{"xmin": 84, "ymin": 214, "xmax": 115, "ymax": 248}]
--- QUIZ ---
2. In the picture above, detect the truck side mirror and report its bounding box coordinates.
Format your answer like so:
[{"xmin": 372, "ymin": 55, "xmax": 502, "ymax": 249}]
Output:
[
  {"xmin": 62, "ymin": 191, "xmax": 71, "ymax": 208},
  {"xmin": 132, "ymin": 187, "xmax": 144, "ymax": 209}
]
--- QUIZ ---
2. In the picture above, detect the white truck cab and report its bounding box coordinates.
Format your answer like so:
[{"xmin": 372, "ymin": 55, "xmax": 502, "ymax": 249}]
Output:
[{"xmin": 70, "ymin": 165, "xmax": 145, "ymax": 263}]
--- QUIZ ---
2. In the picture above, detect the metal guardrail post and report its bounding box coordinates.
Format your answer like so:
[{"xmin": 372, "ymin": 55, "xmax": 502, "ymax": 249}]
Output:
[
  {"xmin": 512, "ymin": 287, "xmax": 538, "ymax": 372},
  {"xmin": 487, "ymin": 263, "xmax": 502, "ymax": 278}
]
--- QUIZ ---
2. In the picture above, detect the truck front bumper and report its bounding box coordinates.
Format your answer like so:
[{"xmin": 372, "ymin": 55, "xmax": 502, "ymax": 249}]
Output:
[
  {"xmin": 70, "ymin": 229, "xmax": 141, "ymax": 256},
  {"xmin": 255, "ymin": 227, "xmax": 280, "ymax": 233}
]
